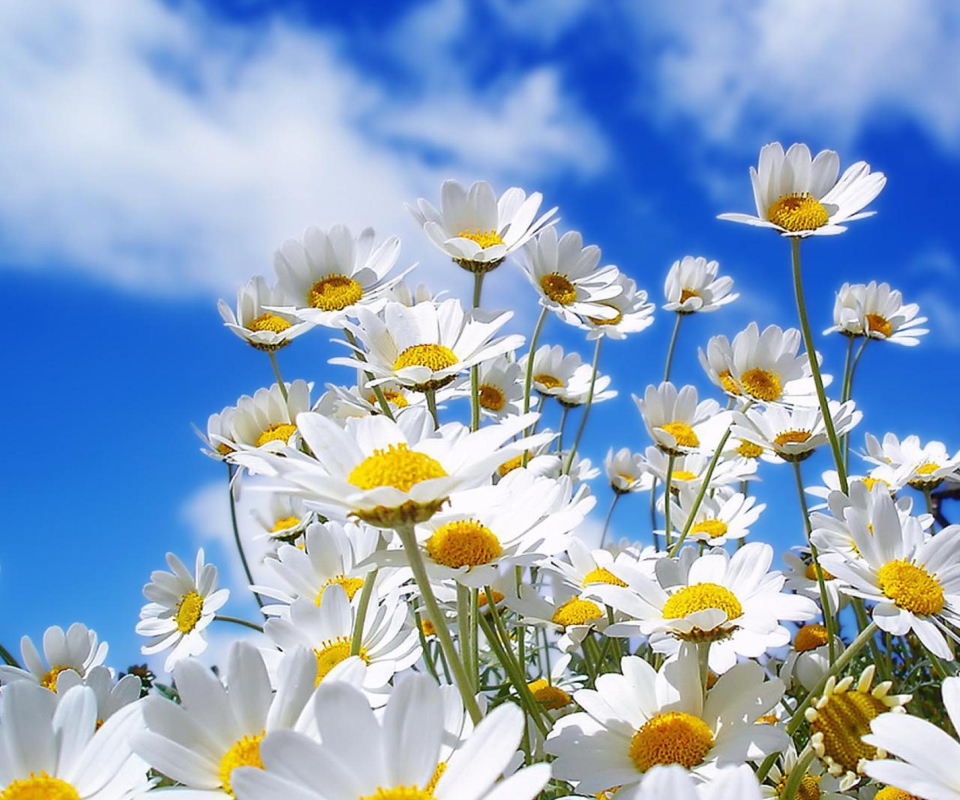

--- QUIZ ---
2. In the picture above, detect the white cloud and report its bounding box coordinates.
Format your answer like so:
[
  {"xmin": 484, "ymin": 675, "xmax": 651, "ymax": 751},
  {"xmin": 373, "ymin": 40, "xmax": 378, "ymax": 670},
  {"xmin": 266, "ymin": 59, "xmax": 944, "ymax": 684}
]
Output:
[{"xmin": 0, "ymin": 0, "xmax": 606, "ymax": 296}]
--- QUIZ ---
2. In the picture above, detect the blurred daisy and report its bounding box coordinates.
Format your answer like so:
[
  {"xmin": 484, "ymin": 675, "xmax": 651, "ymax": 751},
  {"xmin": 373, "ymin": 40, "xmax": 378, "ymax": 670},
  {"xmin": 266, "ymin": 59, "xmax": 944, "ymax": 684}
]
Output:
[
  {"xmin": 635, "ymin": 382, "xmax": 721, "ymax": 456},
  {"xmin": 407, "ymin": 179, "xmax": 557, "ymax": 273},
  {"xmin": 668, "ymin": 489, "xmax": 765, "ymax": 546},
  {"xmin": 315, "ymin": 370, "xmax": 426, "ymax": 423},
  {"xmin": 470, "ymin": 355, "xmax": 529, "ymax": 419},
  {"xmin": 219, "ymin": 275, "xmax": 314, "ymax": 351},
  {"xmin": 273, "ymin": 224, "xmax": 405, "ymax": 327},
  {"xmin": 225, "ymin": 380, "xmax": 312, "ymax": 454},
  {"xmin": 605, "ymin": 447, "xmax": 653, "ymax": 494},
  {"xmin": 863, "ymin": 432, "xmax": 960, "ymax": 489},
  {"xmin": 718, "ymin": 142, "xmax": 886, "ymax": 237},
  {"xmin": 731, "ymin": 400, "xmax": 861, "ymax": 463},
  {"xmin": 783, "ymin": 548, "xmax": 846, "ymax": 616},
  {"xmin": 251, "ymin": 491, "xmax": 315, "ymax": 542},
  {"xmin": 0, "ymin": 622, "xmax": 108, "ymax": 691},
  {"xmin": 521, "ymin": 344, "xmax": 615, "ymax": 407},
  {"xmin": 826, "ymin": 282, "xmax": 928, "ymax": 346},
  {"xmin": 544, "ymin": 536, "xmax": 633, "ymax": 594},
  {"xmin": 640, "ymin": 446, "xmax": 757, "ymax": 496},
  {"xmin": 55, "ymin": 665, "xmax": 143, "ymax": 725},
  {"xmin": 575, "ymin": 273, "xmax": 656, "ymax": 340},
  {"xmin": 135, "ymin": 549, "xmax": 229, "ymax": 672},
  {"xmin": 663, "ymin": 256, "xmax": 738, "ymax": 314}
]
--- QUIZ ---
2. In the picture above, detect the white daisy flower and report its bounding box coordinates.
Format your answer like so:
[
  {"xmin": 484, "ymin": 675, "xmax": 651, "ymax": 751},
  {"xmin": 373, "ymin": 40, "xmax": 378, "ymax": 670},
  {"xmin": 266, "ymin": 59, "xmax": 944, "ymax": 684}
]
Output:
[
  {"xmin": 718, "ymin": 142, "xmax": 886, "ymax": 237},
  {"xmin": 525, "ymin": 652, "xmax": 586, "ymax": 719},
  {"xmin": 465, "ymin": 355, "xmax": 529, "ymax": 419},
  {"xmin": 782, "ymin": 548, "xmax": 846, "ymax": 615},
  {"xmin": 639, "ymin": 446, "xmax": 757, "ymax": 496},
  {"xmin": 336, "ymin": 299, "xmax": 523, "ymax": 394},
  {"xmin": 54, "ymin": 665, "xmax": 143, "ymax": 726},
  {"xmin": 252, "ymin": 491, "xmax": 316, "ymax": 542},
  {"xmin": 231, "ymin": 675, "xmax": 551, "ymax": 800},
  {"xmin": 135, "ymin": 549, "xmax": 230, "ymax": 672},
  {"xmin": 218, "ymin": 380, "xmax": 313, "ymax": 457},
  {"xmin": 545, "ymin": 650, "xmax": 787, "ymax": 791},
  {"xmin": 199, "ymin": 405, "xmax": 238, "ymax": 461},
  {"xmin": 520, "ymin": 344, "xmax": 616, "ymax": 407},
  {"xmin": 218, "ymin": 275, "xmax": 314, "ymax": 352},
  {"xmin": 544, "ymin": 536, "xmax": 634, "ymax": 594},
  {"xmin": 779, "ymin": 623, "xmax": 842, "ymax": 693},
  {"xmin": 864, "ymin": 432, "xmax": 960, "ymax": 490},
  {"xmin": 731, "ymin": 400, "xmax": 861, "ymax": 463},
  {"xmin": 315, "ymin": 369, "xmax": 428, "ymax": 423},
  {"xmin": 605, "ymin": 447, "xmax": 654, "ymax": 494},
  {"xmin": 622, "ymin": 765, "xmax": 764, "ymax": 800},
  {"xmin": 0, "ymin": 682, "xmax": 148, "ymax": 800},
  {"xmin": 574, "ymin": 273, "xmax": 656, "ymax": 341},
  {"xmin": 505, "ymin": 575, "xmax": 610, "ymax": 653},
  {"xmin": 635, "ymin": 382, "xmax": 721, "ymax": 456},
  {"xmin": 865, "ymin": 676, "xmax": 960, "ymax": 800},
  {"xmin": 0, "ymin": 623, "xmax": 108, "ymax": 690},
  {"xmin": 667, "ymin": 490, "xmax": 765, "ymax": 546},
  {"xmin": 761, "ymin": 748, "xmax": 846, "ymax": 800},
  {"xmin": 520, "ymin": 228, "xmax": 624, "ymax": 323},
  {"xmin": 273, "ymin": 224, "xmax": 406, "ymax": 327},
  {"xmin": 384, "ymin": 279, "xmax": 439, "ymax": 307},
  {"xmin": 663, "ymin": 256, "xmax": 738, "ymax": 314},
  {"xmin": 826, "ymin": 281, "xmax": 928, "ymax": 346},
  {"xmin": 407, "ymin": 179, "xmax": 558, "ymax": 273},
  {"xmin": 805, "ymin": 466, "xmax": 909, "ymax": 510}
]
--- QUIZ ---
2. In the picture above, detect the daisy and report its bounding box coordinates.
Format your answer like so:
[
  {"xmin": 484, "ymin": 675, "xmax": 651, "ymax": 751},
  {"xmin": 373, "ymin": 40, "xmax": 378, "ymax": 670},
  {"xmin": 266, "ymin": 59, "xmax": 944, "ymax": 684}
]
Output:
[
  {"xmin": 0, "ymin": 622, "xmax": 108, "ymax": 690},
  {"xmin": 505, "ymin": 575, "xmax": 610, "ymax": 653},
  {"xmin": 223, "ymin": 380, "xmax": 313, "ymax": 455},
  {"xmin": 812, "ymin": 491, "xmax": 960, "ymax": 660},
  {"xmin": 731, "ymin": 400, "xmax": 861, "ymax": 463},
  {"xmin": 135, "ymin": 549, "xmax": 230, "ymax": 672},
  {"xmin": 663, "ymin": 256, "xmax": 738, "ymax": 314},
  {"xmin": 315, "ymin": 370, "xmax": 426, "ymax": 423},
  {"xmin": 864, "ymin": 676, "xmax": 960, "ymax": 800},
  {"xmin": 336, "ymin": 299, "xmax": 523, "ymax": 394},
  {"xmin": 199, "ymin": 405, "xmax": 238, "ymax": 461},
  {"xmin": 574, "ymin": 273, "xmax": 656, "ymax": 341},
  {"xmin": 605, "ymin": 447, "xmax": 653, "ymax": 494},
  {"xmin": 718, "ymin": 142, "xmax": 886, "ymax": 237},
  {"xmin": 520, "ymin": 228, "xmax": 624, "ymax": 323},
  {"xmin": 782, "ymin": 548, "xmax": 846, "ymax": 616},
  {"xmin": 0, "ymin": 682, "xmax": 149, "ymax": 800},
  {"xmin": 54, "ymin": 665, "xmax": 143, "ymax": 725},
  {"xmin": 520, "ymin": 345, "xmax": 616, "ymax": 406},
  {"xmin": 252, "ymin": 491, "xmax": 316, "ymax": 542},
  {"xmin": 667, "ymin": 489, "xmax": 765, "ymax": 546},
  {"xmin": 545, "ymin": 650, "xmax": 787, "ymax": 791},
  {"xmin": 406, "ymin": 178, "xmax": 558, "ymax": 273},
  {"xmin": 219, "ymin": 275, "xmax": 314, "ymax": 352},
  {"xmin": 826, "ymin": 282, "xmax": 928, "ymax": 346},
  {"xmin": 779, "ymin": 623, "xmax": 842, "ymax": 693},
  {"xmin": 640, "ymin": 446, "xmax": 757, "ymax": 496},
  {"xmin": 635, "ymin": 382, "xmax": 721, "ymax": 456},
  {"xmin": 761, "ymin": 748, "xmax": 846, "ymax": 800},
  {"xmin": 805, "ymin": 466, "xmax": 909, "ymax": 510},
  {"xmin": 544, "ymin": 536, "xmax": 634, "ymax": 594},
  {"xmin": 231, "ymin": 406, "xmax": 539, "ymax": 528},
  {"xmin": 466, "ymin": 355, "xmax": 529, "ymax": 419},
  {"xmin": 622, "ymin": 765, "xmax": 764, "ymax": 800},
  {"xmin": 863, "ymin": 433, "xmax": 960, "ymax": 490},
  {"xmin": 273, "ymin": 224, "xmax": 406, "ymax": 327}
]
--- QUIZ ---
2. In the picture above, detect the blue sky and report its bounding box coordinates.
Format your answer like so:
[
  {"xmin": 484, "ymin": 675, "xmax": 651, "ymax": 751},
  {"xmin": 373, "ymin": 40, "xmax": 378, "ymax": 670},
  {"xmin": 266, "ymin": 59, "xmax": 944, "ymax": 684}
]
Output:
[{"xmin": 2, "ymin": 0, "xmax": 960, "ymax": 671}]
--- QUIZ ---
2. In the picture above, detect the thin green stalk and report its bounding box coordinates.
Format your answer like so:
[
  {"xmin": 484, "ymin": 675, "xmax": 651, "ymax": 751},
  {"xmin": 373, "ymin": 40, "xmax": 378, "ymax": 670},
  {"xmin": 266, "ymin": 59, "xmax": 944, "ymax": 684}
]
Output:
[
  {"xmin": 0, "ymin": 642, "xmax": 20, "ymax": 668},
  {"xmin": 425, "ymin": 389, "xmax": 440, "ymax": 430},
  {"xmin": 663, "ymin": 454, "xmax": 676, "ymax": 550},
  {"xmin": 522, "ymin": 308, "xmax": 549, "ymax": 418},
  {"xmin": 668, "ymin": 428, "xmax": 733, "ymax": 557},
  {"xmin": 214, "ymin": 614, "xmax": 264, "ymax": 633},
  {"xmin": 564, "ymin": 336, "xmax": 603, "ymax": 474},
  {"xmin": 663, "ymin": 313, "xmax": 683, "ymax": 383},
  {"xmin": 790, "ymin": 238, "xmax": 847, "ymax": 492},
  {"xmin": 649, "ymin": 480, "xmax": 660, "ymax": 552},
  {"xmin": 470, "ymin": 588, "xmax": 480, "ymax": 688},
  {"xmin": 457, "ymin": 584, "xmax": 475, "ymax": 693},
  {"xmin": 227, "ymin": 464, "xmax": 263, "ymax": 609},
  {"xmin": 350, "ymin": 566, "xmax": 380, "ymax": 657},
  {"xmin": 344, "ymin": 329, "xmax": 394, "ymax": 419},
  {"xmin": 556, "ymin": 403, "xmax": 568, "ymax": 452},
  {"xmin": 268, "ymin": 350, "xmax": 288, "ymax": 401},
  {"xmin": 781, "ymin": 748, "xmax": 817, "ymax": 800},
  {"xmin": 413, "ymin": 607, "xmax": 440, "ymax": 681},
  {"xmin": 469, "ymin": 272, "xmax": 485, "ymax": 432},
  {"xmin": 839, "ymin": 336, "xmax": 855, "ymax": 403},
  {"xmin": 599, "ymin": 493, "xmax": 621, "ymax": 548}
]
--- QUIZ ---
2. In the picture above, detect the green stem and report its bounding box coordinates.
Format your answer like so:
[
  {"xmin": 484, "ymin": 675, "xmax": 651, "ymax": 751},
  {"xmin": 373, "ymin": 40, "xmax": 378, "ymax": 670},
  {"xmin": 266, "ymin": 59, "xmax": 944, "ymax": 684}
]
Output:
[
  {"xmin": 522, "ymin": 308, "xmax": 549, "ymax": 418},
  {"xmin": 413, "ymin": 606, "xmax": 440, "ymax": 682},
  {"xmin": 663, "ymin": 454, "xmax": 676, "ymax": 550},
  {"xmin": 599, "ymin": 493, "xmax": 621, "ymax": 548},
  {"xmin": 556, "ymin": 403, "xmax": 568, "ymax": 452},
  {"xmin": 227, "ymin": 463, "xmax": 263, "ymax": 609},
  {"xmin": 0, "ymin": 641, "xmax": 21, "ymax": 668},
  {"xmin": 781, "ymin": 748, "xmax": 817, "ymax": 800},
  {"xmin": 344, "ymin": 329, "xmax": 394, "ymax": 420},
  {"xmin": 469, "ymin": 273, "xmax": 484, "ymax": 432},
  {"xmin": 214, "ymin": 614, "xmax": 264, "ymax": 633},
  {"xmin": 663, "ymin": 313, "xmax": 683, "ymax": 383},
  {"xmin": 457, "ymin": 584, "xmax": 475, "ymax": 693},
  {"xmin": 564, "ymin": 336, "xmax": 603, "ymax": 474},
  {"xmin": 668, "ymin": 427, "xmax": 733, "ymax": 556},
  {"xmin": 268, "ymin": 350, "xmax": 288, "ymax": 401},
  {"xmin": 350, "ymin": 566, "xmax": 379, "ymax": 657},
  {"xmin": 425, "ymin": 389, "xmax": 440, "ymax": 430}
]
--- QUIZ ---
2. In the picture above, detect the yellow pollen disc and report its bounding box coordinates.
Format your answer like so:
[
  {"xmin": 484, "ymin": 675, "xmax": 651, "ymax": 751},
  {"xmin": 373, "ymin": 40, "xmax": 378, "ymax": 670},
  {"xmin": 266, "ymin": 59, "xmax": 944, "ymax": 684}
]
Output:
[
  {"xmin": 583, "ymin": 567, "xmax": 627, "ymax": 588},
  {"xmin": 313, "ymin": 637, "xmax": 368, "ymax": 686},
  {"xmin": 740, "ymin": 367, "xmax": 782, "ymax": 402},
  {"xmin": 348, "ymin": 443, "xmax": 448, "ymax": 493},
  {"xmin": 915, "ymin": 462, "xmax": 940, "ymax": 476},
  {"xmin": 866, "ymin": 313, "xmax": 893, "ymax": 338},
  {"xmin": 216, "ymin": 442, "xmax": 234, "ymax": 456},
  {"xmin": 719, "ymin": 370, "xmax": 742, "ymax": 396},
  {"xmin": 0, "ymin": 773, "xmax": 81, "ymax": 800},
  {"xmin": 457, "ymin": 228, "xmax": 504, "ymax": 249},
  {"xmin": 369, "ymin": 390, "xmax": 409, "ymax": 409},
  {"xmin": 528, "ymin": 678, "xmax": 573, "ymax": 710},
  {"xmin": 805, "ymin": 563, "xmax": 835, "ymax": 582},
  {"xmin": 497, "ymin": 454, "xmax": 525, "ymax": 477},
  {"xmin": 661, "ymin": 583, "xmax": 743, "ymax": 629},
  {"xmin": 247, "ymin": 312, "xmax": 292, "ymax": 334},
  {"xmin": 39, "ymin": 665, "xmax": 70, "ymax": 692},
  {"xmin": 271, "ymin": 515, "xmax": 300, "ymax": 533},
  {"xmin": 810, "ymin": 690, "xmax": 887, "ymax": 773},
  {"xmin": 595, "ymin": 788, "xmax": 621, "ymax": 800},
  {"xmin": 690, "ymin": 519, "xmax": 728, "ymax": 539},
  {"xmin": 671, "ymin": 470, "xmax": 697, "ymax": 482},
  {"xmin": 315, "ymin": 575, "xmax": 365, "ymax": 606},
  {"xmin": 255, "ymin": 423, "xmax": 297, "ymax": 448},
  {"xmin": 539, "ymin": 272, "xmax": 577, "ymax": 305},
  {"xmin": 795, "ymin": 623, "xmax": 830, "ymax": 653},
  {"xmin": 862, "ymin": 477, "xmax": 890, "ymax": 491},
  {"xmin": 679, "ymin": 288, "xmax": 701, "ymax": 304},
  {"xmin": 659, "ymin": 421, "xmax": 700, "ymax": 449},
  {"xmin": 424, "ymin": 763, "xmax": 447, "ymax": 794},
  {"xmin": 629, "ymin": 711, "xmax": 715, "ymax": 772},
  {"xmin": 534, "ymin": 373, "xmax": 564, "ymax": 390},
  {"xmin": 393, "ymin": 344, "xmax": 459, "ymax": 373},
  {"xmin": 774, "ymin": 430, "xmax": 813, "ymax": 448},
  {"xmin": 767, "ymin": 192, "xmax": 830, "ymax": 232},
  {"xmin": 425, "ymin": 520, "xmax": 503, "ymax": 569},
  {"xmin": 776, "ymin": 774, "xmax": 821, "ymax": 800},
  {"xmin": 478, "ymin": 384, "xmax": 506, "ymax": 411},
  {"xmin": 756, "ymin": 713, "xmax": 779, "ymax": 725},
  {"xmin": 359, "ymin": 787, "xmax": 435, "ymax": 800},
  {"xmin": 552, "ymin": 597, "xmax": 604, "ymax": 628},
  {"xmin": 420, "ymin": 618, "xmax": 436, "ymax": 636},
  {"xmin": 478, "ymin": 590, "xmax": 504, "ymax": 607},
  {"xmin": 219, "ymin": 732, "xmax": 265, "ymax": 797},
  {"xmin": 308, "ymin": 275, "xmax": 363, "ymax": 311},
  {"xmin": 587, "ymin": 307, "xmax": 623, "ymax": 326},
  {"xmin": 877, "ymin": 560, "xmax": 944, "ymax": 616},
  {"xmin": 175, "ymin": 591, "xmax": 204, "ymax": 633},
  {"xmin": 737, "ymin": 440, "xmax": 763, "ymax": 459},
  {"xmin": 875, "ymin": 787, "xmax": 923, "ymax": 800}
]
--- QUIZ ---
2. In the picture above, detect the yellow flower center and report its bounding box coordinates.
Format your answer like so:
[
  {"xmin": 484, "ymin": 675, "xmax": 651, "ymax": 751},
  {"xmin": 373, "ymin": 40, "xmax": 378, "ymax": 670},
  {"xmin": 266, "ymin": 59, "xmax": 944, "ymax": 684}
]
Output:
[
  {"xmin": 219, "ymin": 732, "xmax": 265, "ymax": 797},
  {"xmin": 393, "ymin": 344, "xmax": 459, "ymax": 374},
  {"xmin": 39, "ymin": 665, "xmax": 70, "ymax": 692},
  {"xmin": 552, "ymin": 597, "xmax": 604, "ymax": 628},
  {"xmin": 360, "ymin": 788, "xmax": 435, "ymax": 800},
  {"xmin": 478, "ymin": 590, "xmax": 504, "ymax": 607},
  {"xmin": 915, "ymin": 462, "xmax": 940, "ymax": 476},
  {"xmin": 587, "ymin": 307, "xmax": 623, "ymax": 326},
  {"xmin": 247, "ymin": 312, "xmax": 292, "ymax": 334},
  {"xmin": 875, "ymin": 788, "xmax": 923, "ymax": 800},
  {"xmin": 0, "ymin": 773, "xmax": 81, "ymax": 800},
  {"xmin": 540, "ymin": 272, "xmax": 577, "ymax": 305},
  {"xmin": 313, "ymin": 637, "xmax": 368, "ymax": 686},
  {"xmin": 795, "ymin": 623, "xmax": 830, "ymax": 653},
  {"xmin": 425, "ymin": 520, "xmax": 503, "ymax": 569},
  {"xmin": 369, "ymin": 390, "xmax": 409, "ymax": 409},
  {"xmin": 528, "ymin": 678, "xmax": 573, "ymax": 710},
  {"xmin": 424, "ymin": 763, "xmax": 447, "ymax": 795},
  {"xmin": 774, "ymin": 430, "xmax": 812, "ymax": 448},
  {"xmin": 271, "ymin": 515, "xmax": 301, "ymax": 533},
  {"xmin": 862, "ymin": 477, "xmax": 890, "ymax": 491},
  {"xmin": 308, "ymin": 275, "xmax": 363, "ymax": 311},
  {"xmin": 348, "ymin": 443, "xmax": 448, "ymax": 492},
  {"xmin": 690, "ymin": 519, "xmax": 728, "ymax": 540},
  {"xmin": 478, "ymin": 384, "xmax": 506, "ymax": 411},
  {"xmin": 316, "ymin": 575, "xmax": 365, "ymax": 606},
  {"xmin": 679, "ymin": 288, "xmax": 701, "ymax": 305},
  {"xmin": 457, "ymin": 229, "xmax": 504, "ymax": 249},
  {"xmin": 255, "ymin": 423, "xmax": 297, "ymax": 448},
  {"xmin": 776, "ymin": 774, "xmax": 821, "ymax": 800},
  {"xmin": 420, "ymin": 618, "xmax": 436, "ymax": 636},
  {"xmin": 718, "ymin": 370, "xmax": 742, "ymax": 396},
  {"xmin": 865, "ymin": 314, "xmax": 893, "ymax": 338},
  {"xmin": 671, "ymin": 470, "xmax": 697, "ymax": 482},
  {"xmin": 659, "ymin": 421, "xmax": 700, "ymax": 449},
  {"xmin": 810, "ymin": 690, "xmax": 887, "ymax": 773},
  {"xmin": 175, "ymin": 591, "xmax": 204, "ymax": 633},
  {"xmin": 534, "ymin": 373, "xmax": 564, "ymax": 390},
  {"xmin": 877, "ymin": 560, "xmax": 944, "ymax": 616},
  {"xmin": 737, "ymin": 440, "xmax": 764, "ymax": 459},
  {"xmin": 767, "ymin": 192, "xmax": 830, "ymax": 232},
  {"xmin": 740, "ymin": 367, "xmax": 782, "ymax": 402},
  {"xmin": 583, "ymin": 567, "xmax": 627, "ymax": 588},
  {"xmin": 497, "ymin": 454, "xmax": 525, "ymax": 477},
  {"xmin": 805, "ymin": 563, "xmax": 835, "ymax": 582},
  {"xmin": 661, "ymin": 583, "xmax": 743, "ymax": 640},
  {"xmin": 628, "ymin": 712, "xmax": 715, "ymax": 772}
]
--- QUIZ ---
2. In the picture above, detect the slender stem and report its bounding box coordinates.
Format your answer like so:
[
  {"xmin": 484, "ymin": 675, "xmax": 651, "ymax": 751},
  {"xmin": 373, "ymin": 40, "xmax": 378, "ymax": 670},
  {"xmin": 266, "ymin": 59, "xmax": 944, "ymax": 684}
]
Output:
[
  {"xmin": 350, "ymin": 567, "xmax": 380, "ymax": 657},
  {"xmin": 227, "ymin": 463, "xmax": 263, "ymax": 609},
  {"xmin": 649, "ymin": 479, "xmax": 660, "ymax": 552},
  {"xmin": 522, "ymin": 308, "xmax": 549, "ymax": 418},
  {"xmin": 214, "ymin": 614, "xmax": 264, "ymax": 633},
  {"xmin": 469, "ymin": 273, "xmax": 484, "ymax": 432},
  {"xmin": 425, "ymin": 389, "xmax": 440, "ymax": 430},
  {"xmin": 663, "ymin": 313, "xmax": 683, "ymax": 383},
  {"xmin": 599, "ymin": 493, "xmax": 621, "ymax": 549},
  {"xmin": 0, "ymin": 641, "xmax": 20, "ymax": 668},
  {"xmin": 396, "ymin": 525, "xmax": 482, "ymax": 723},
  {"xmin": 781, "ymin": 748, "xmax": 817, "ymax": 800},
  {"xmin": 470, "ymin": 588, "xmax": 480, "ymax": 690},
  {"xmin": 556, "ymin": 403, "xmax": 569, "ymax": 452},
  {"xmin": 564, "ymin": 336, "xmax": 603, "ymax": 474},
  {"xmin": 663, "ymin": 454, "xmax": 676, "ymax": 550},
  {"xmin": 344, "ymin": 329, "xmax": 394, "ymax": 419},
  {"xmin": 790, "ymin": 238, "xmax": 847, "ymax": 492},
  {"xmin": 839, "ymin": 336, "xmax": 855, "ymax": 403},
  {"xmin": 268, "ymin": 351, "xmax": 288, "ymax": 401},
  {"xmin": 842, "ymin": 338, "xmax": 868, "ymax": 468},
  {"xmin": 413, "ymin": 606, "xmax": 440, "ymax": 682},
  {"xmin": 457, "ymin": 584, "xmax": 475, "ymax": 693}
]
